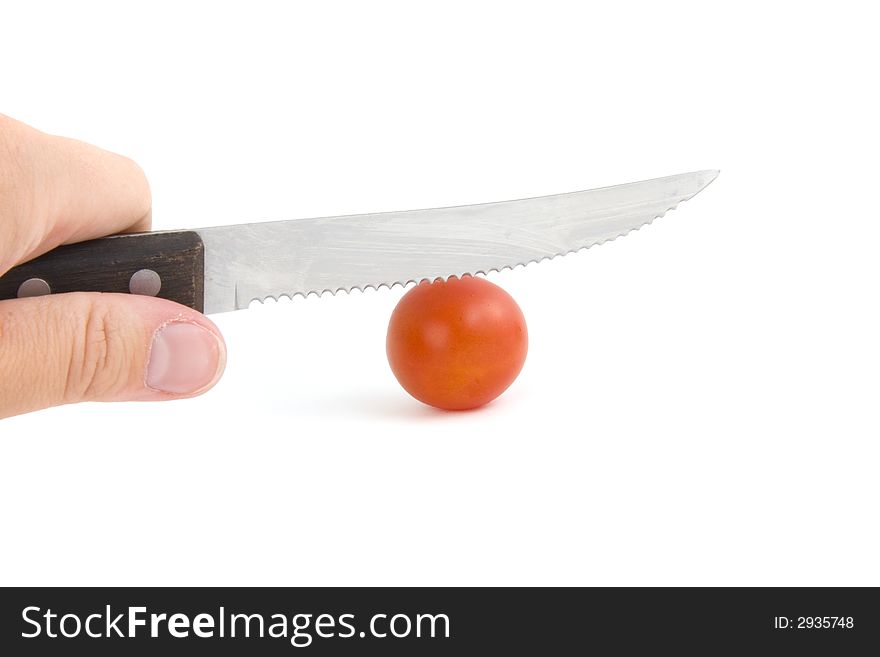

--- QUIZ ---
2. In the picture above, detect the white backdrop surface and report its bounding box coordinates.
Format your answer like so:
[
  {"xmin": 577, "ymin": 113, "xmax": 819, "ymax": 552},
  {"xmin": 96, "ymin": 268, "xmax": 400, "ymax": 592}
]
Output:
[{"xmin": 1, "ymin": 1, "xmax": 877, "ymax": 585}]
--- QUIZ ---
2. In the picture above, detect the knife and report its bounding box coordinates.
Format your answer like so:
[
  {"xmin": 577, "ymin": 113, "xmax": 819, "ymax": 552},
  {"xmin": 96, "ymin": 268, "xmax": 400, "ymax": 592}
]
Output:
[{"xmin": 0, "ymin": 170, "xmax": 718, "ymax": 314}]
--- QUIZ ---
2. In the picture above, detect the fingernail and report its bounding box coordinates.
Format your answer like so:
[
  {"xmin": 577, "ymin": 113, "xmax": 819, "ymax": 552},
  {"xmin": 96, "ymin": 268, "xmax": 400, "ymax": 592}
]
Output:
[{"xmin": 146, "ymin": 321, "xmax": 225, "ymax": 394}]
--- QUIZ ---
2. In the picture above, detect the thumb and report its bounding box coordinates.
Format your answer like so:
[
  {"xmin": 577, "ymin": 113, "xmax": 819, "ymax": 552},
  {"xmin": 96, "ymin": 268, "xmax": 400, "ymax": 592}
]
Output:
[{"xmin": 0, "ymin": 292, "xmax": 226, "ymax": 418}]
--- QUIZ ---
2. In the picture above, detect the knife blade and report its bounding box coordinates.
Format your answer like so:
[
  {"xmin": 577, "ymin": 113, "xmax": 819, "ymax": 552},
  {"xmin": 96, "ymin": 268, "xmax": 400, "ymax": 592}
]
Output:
[{"xmin": 0, "ymin": 170, "xmax": 718, "ymax": 314}]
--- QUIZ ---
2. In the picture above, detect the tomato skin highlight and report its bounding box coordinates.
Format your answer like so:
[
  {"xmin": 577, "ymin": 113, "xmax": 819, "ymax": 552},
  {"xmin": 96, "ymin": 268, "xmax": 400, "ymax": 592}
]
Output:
[{"xmin": 386, "ymin": 276, "xmax": 528, "ymax": 410}]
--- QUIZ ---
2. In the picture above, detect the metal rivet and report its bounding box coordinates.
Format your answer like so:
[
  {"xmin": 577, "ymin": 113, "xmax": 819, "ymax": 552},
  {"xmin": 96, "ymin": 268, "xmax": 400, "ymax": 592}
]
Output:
[
  {"xmin": 129, "ymin": 269, "xmax": 162, "ymax": 296},
  {"xmin": 17, "ymin": 278, "xmax": 51, "ymax": 298}
]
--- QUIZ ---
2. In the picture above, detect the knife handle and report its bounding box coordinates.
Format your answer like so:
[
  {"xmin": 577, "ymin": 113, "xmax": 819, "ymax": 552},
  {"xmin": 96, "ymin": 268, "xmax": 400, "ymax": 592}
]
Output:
[{"xmin": 0, "ymin": 231, "xmax": 205, "ymax": 312}]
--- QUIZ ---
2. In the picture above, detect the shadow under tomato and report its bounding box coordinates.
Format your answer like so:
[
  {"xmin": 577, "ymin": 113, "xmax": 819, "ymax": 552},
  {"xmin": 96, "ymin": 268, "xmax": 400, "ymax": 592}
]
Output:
[{"xmin": 266, "ymin": 389, "xmax": 508, "ymax": 422}]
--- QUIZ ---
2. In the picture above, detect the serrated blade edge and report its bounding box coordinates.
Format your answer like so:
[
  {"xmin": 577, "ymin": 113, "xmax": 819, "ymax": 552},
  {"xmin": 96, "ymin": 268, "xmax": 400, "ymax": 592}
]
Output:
[{"xmin": 198, "ymin": 170, "xmax": 718, "ymax": 313}]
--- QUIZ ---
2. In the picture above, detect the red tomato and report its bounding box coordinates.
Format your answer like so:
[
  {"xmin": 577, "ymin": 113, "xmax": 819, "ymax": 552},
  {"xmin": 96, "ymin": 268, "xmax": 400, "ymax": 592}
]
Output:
[{"xmin": 386, "ymin": 275, "xmax": 528, "ymax": 410}]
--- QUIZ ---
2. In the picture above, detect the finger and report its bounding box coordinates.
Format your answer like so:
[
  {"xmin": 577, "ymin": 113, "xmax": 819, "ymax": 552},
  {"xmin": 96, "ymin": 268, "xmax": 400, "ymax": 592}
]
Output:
[
  {"xmin": 0, "ymin": 293, "xmax": 226, "ymax": 419},
  {"xmin": 0, "ymin": 113, "xmax": 151, "ymax": 274}
]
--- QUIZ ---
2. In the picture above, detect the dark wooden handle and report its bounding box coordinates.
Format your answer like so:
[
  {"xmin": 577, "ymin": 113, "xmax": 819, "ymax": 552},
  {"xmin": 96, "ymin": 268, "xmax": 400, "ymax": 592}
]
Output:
[{"xmin": 0, "ymin": 231, "xmax": 205, "ymax": 312}]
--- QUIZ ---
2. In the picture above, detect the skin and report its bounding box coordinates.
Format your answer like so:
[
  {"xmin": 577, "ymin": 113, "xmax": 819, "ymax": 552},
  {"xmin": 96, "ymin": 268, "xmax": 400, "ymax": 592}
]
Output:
[
  {"xmin": 386, "ymin": 276, "xmax": 528, "ymax": 410},
  {"xmin": 0, "ymin": 114, "xmax": 226, "ymax": 419}
]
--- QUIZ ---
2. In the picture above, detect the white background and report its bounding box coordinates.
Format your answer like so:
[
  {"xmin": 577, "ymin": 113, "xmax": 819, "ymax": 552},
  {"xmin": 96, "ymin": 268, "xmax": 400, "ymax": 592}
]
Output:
[{"xmin": 1, "ymin": 1, "xmax": 878, "ymax": 586}]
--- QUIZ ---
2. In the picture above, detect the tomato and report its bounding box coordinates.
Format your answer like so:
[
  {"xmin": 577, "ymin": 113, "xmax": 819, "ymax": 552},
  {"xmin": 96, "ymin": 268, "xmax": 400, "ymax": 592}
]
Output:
[{"xmin": 386, "ymin": 275, "xmax": 528, "ymax": 410}]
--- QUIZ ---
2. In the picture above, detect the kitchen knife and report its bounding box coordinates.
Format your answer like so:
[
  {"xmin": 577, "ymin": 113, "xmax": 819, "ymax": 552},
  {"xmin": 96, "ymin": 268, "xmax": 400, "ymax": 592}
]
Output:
[{"xmin": 0, "ymin": 170, "xmax": 719, "ymax": 314}]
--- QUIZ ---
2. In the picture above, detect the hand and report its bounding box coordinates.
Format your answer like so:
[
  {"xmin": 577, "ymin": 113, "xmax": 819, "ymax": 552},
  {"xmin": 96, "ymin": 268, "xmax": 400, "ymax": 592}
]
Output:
[{"xmin": 0, "ymin": 115, "xmax": 226, "ymax": 419}]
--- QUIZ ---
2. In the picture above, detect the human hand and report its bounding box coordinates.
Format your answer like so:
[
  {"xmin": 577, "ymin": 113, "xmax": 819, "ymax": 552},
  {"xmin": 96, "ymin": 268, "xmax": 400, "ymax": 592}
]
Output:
[{"xmin": 0, "ymin": 115, "xmax": 226, "ymax": 419}]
